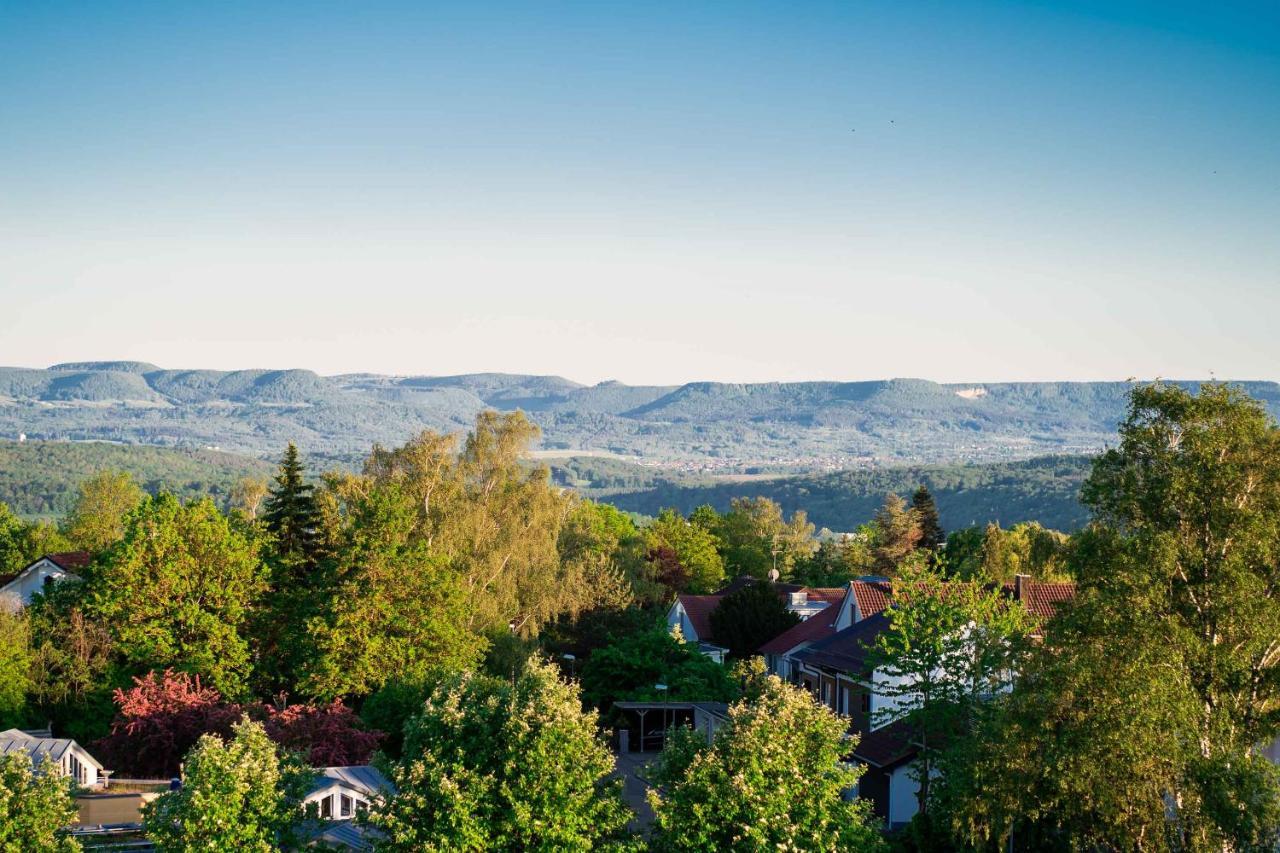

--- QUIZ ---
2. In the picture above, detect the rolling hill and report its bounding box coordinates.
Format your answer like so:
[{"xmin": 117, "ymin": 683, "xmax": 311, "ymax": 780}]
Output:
[{"xmin": 1, "ymin": 362, "xmax": 1275, "ymax": 472}]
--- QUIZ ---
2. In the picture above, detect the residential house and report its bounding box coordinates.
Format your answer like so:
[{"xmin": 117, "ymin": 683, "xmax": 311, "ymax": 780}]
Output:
[
  {"xmin": 760, "ymin": 578, "xmax": 893, "ymax": 681},
  {"xmin": 789, "ymin": 576, "xmax": 1076, "ymax": 828},
  {"xmin": 0, "ymin": 728, "xmax": 105, "ymax": 788},
  {"xmin": 0, "ymin": 552, "xmax": 90, "ymax": 611},
  {"xmin": 303, "ymin": 765, "xmax": 393, "ymax": 821},
  {"xmin": 665, "ymin": 577, "xmax": 843, "ymax": 662},
  {"xmin": 298, "ymin": 765, "xmax": 394, "ymax": 851}
]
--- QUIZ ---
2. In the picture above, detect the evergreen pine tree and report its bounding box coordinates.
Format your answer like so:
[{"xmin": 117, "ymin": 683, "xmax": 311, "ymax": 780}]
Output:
[
  {"xmin": 262, "ymin": 443, "xmax": 319, "ymax": 570},
  {"xmin": 912, "ymin": 485, "xmax": 946, "ymax": 551},
  {"xmin": 255, "ymin": 444, "xmax": 323, "ymax": 695}
]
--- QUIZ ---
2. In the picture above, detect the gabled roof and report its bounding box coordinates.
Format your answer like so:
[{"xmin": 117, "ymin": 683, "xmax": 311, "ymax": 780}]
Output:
[
  {"xmin": 0, "ymin": 552, "xmax": 92, "ymax": 591},
  {"xmin": 0, "ymin": 729, "xmax": 103, "ymax": 770},
  {"xmin": 308, "ymin": 765, "xmax": 394, "ymax": 800},
  {"xmin": 1005, "ymin": 579, "xmax": 1076, "ymax": 622},
  {"xmin": 850, "ymin": 579, "xmax": 892, "ymax": 620},
  {"xmin": 675, "ymin": 594, "xmax": 722, "ymax": 642},
  {"xmin": 792, "ymin": 612, "xmax": 890, "ymax": 675},
  {"xmin": 759, "ymin": 599, "xmax": 842, "ymax": 655},
  {"xmin": 852, "ymin": 717, "xmax": 917, "ymax": 769},
  {"xmin": 807, "ymin": 587, "xmax": 846, "ymax": 606},
  {"xmin": 45, "ymin": 552, "xmax": 91, "ymax": 571}
]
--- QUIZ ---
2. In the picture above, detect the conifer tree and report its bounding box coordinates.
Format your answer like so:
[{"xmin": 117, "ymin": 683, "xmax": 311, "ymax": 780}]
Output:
[
  {"xmin": 262, "ymin": 443, "xmax": 319, "ymax": 570},
  {"xmin": 911, "ymin": 485, "xmax": 946, "ymax": 551}
]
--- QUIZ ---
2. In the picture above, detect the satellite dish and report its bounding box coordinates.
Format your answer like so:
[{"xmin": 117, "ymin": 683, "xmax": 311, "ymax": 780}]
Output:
[{"xmin": 768, "ymin": 568, "xmax": 780, "ymax": 582}]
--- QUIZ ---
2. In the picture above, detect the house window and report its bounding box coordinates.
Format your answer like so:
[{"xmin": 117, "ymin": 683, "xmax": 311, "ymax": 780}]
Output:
[
  {"xmin": 861, "ymin": 691, "xmax": 872, "ymax": 715},
  {"xmin": 340, "ymin": 794, "xmax": 353, "ymax": 818},
  {"xmin": 320, "ymin": 796, "xmax": 333, "ymax": 819},
  {"xmin": 355, "ymin": 799, "xmax": 369, "ymax": 814},
  {"xmin": 839, "ymin": 686, "xmax": 850, "ymax": 717}
]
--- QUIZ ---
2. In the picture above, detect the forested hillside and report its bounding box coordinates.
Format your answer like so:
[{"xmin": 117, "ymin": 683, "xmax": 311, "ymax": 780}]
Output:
[
  {"xmin": 554, "ymin": 454, "xmax": 1094, "ymax": 532},
  {"xmin": 0, "ymin": 440, "xmax": 273, "ymax": 518},
  {"xmin": 4, "ymin": 362, "xmax": 1277, "ymax": 469}
]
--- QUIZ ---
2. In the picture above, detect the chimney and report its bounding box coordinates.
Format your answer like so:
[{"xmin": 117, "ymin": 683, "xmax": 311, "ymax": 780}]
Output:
[{"xmin": 1014, "ymin": 574, "xmax": 1031, "ymax": 602}]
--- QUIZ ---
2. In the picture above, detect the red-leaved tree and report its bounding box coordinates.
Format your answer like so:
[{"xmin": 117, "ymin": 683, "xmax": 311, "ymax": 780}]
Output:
[
  {"xmin": 262, "ymin": 700, "xmax": 384, "ymax": 767},
  {"xmin": 95, "ymin": 670, "xmax": 385, "ymax": 777},
  {"xmin": 95, "ymin": 669, "xmax": 243, "ymax": 778}
]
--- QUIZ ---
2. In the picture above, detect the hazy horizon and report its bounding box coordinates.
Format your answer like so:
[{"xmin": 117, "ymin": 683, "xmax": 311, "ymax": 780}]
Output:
[
  {"xmin": 3, "ymin": 2, "xmax": 1277, "ymax": 385},
  {"xmin": 2, "ymin": 358, "xmax": 1274, "ymax": 389}
]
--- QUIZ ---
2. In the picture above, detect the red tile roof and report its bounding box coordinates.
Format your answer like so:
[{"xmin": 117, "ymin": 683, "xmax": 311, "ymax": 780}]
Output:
[
  {"xmin": 850, "ymin": 580, "xmax": 892, "ymax": 619},
  {"xmin": 806, "ymin": 587, "xmax": 846, "ymax": 606},
  {"xmin": 677, "ymin": 595, "xmax": 722, "ymax": 642},
  {"xmin": 1006, "ymin": 579, "xmax": 1076, "ymax": 622},
  {"xmin": 759, "ymin": 600, "xmax": 842, "ymax": 655},
  {"xmin": 682, "ymin": 583, "xmax": 850, "ymax": 646},
  {"xmin": 45, "ymin": 552, "xmax": 91, "ymax": 571}
]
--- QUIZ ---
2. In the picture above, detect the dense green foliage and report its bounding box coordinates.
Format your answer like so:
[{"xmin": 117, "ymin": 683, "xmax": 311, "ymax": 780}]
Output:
[
  {"xmin": 4, "ymin": 380, "xmax": 1280, "ymax": 849},
  {"xmin": 588, "ymin": 455, "xmax": 1094, "ymax": 533},
  {"xmin": 62, "ymin": 470, "xmax": 144, "ymax": 553},
  {"xmin": 579, "ymin": 628, "xmax": 739, "ymax": 709},
  {"xmin": 708, "ymin": 580, "xmax": 801, "ymax": 659},
  {"xmin": 648, "ymin": 671, "xmax": 884, "ymax": 851},
  {"xmin": 0, "ymin": 611, "xmax": 32, "ymax": 727},
  {"xmin": 0, "ymin": 754, "xmax": 81, "ymax": 853},
  {"xmin": 0, "ymin": 439, "xmax": 273, "ymax": 520},
  {"xmin": 370, "ymin": 657, "xmax": 635, "ymax": 851},
  {"xmin": 87, "ymin": 494, "xmax": 267, "ymax": 698},
  {"xmin": 142, "ymin": 718, "xmax": 313, "ymax": 853},
  {"xmin": 868, "ymin": 563, "xmax": 1035, "ymax": 815},
  {"xmin": 932, "ymin": 383, "xmax": 1280, "ymax": 851}
]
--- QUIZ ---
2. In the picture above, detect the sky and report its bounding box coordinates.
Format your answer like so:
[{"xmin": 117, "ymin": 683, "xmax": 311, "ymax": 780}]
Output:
[{"xmin": 1, "ymin": 1, "xmax": 1277, "ymax": 386}]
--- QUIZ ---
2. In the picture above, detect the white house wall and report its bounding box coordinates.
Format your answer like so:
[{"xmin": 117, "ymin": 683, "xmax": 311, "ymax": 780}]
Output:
[
  {"xmin": 888, "ymin": 763, "xmax": 921, "ymax": 828},
  {"xmin": 0, "ymin": 560, "xmax": 77, "ymax": 609}
]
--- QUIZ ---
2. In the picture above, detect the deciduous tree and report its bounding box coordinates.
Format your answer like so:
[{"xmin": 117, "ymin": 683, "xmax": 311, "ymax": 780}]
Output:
[
  {"xmin": 95, "ymin": 669, "xmax": 242, "ymax": 779},
  {"xmin": 88, "ymin": 494, "xmax": 267, "ymax": 697},
  {"xmin": 714, "ymin": 497, "xmax": 815, "ymax": 579},
  {"xmin": 143, "ymin": 718, "xmax": 312, "ymax": 853},
  {"xmin": 579, "ymin": 628, "xmax": 737, "ymax": 710},
  {"xmin": 868, "ymin": 563, "xmax": 1034, "ymax": 815},
  {"xmin": 0, "ymin": 610, "xmax": 31, "ymax": 728},
  {"xmin": 643, "ymin": 508, "xmax": 725, "ymax": 594},
  {"xmin": 648, "ymin": 673, "xmax": 883, "ymax": 851},
  {"xmin": 0, "ymin": 753, "xmax": 81, "ymax": 853},
  {"xmin": 63, "ymin": 470, "xmax": 144, "ymax": 554},
  {"xmin": 370, "ymin": 657, "xmax": 634, "ymax": 851}
]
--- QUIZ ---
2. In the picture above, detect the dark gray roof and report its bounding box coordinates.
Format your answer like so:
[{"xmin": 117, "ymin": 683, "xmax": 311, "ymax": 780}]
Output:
[
  {"xmin": 299, "ymin": 819, "xmax": 379, "ymax": 851},
  {"xmin": 0, "ymin": 728, "xmax": 102, "ymax": 769},
  {"xmin": 308, "ymin": 765, "xmax": 394, "ymax": 799},
  {"xmin": 791, "ymin": 612, "xmax": 890, "ymax": 675},
  {"xmin": 690, "ymin": 702, "xmax": 730, "ymax": 720}
]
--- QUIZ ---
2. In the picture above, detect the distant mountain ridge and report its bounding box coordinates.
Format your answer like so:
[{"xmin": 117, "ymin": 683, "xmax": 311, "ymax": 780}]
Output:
[{"xmin": 2, "ymin": 362, "xmax": 1276, "ymax": 468}]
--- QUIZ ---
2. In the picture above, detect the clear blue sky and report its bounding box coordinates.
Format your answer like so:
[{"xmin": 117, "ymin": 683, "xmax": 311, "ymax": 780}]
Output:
[{"xmin": 1, "ymin": 1, "xmax": 1277, "ymax": 384}]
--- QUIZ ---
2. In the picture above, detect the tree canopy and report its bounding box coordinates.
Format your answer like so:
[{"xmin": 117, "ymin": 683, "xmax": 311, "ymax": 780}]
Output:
[
  {"xmin": 0, "ymin": 754, "xmax": 81, "ymax": 853},
  {"xmin": 648, "ymin": 671, "xmax": 884, "ymax": 851},
  {"xmin": 370, "ymin": 657, "xmax": 635, "ymax": 851},
  {"xmin": 708, "ymin": 580, "xmax": 800, "ymax": 659},
  {"xmin": 142, "ymin": 717, "xmax": 313, "ymax": 853}
]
